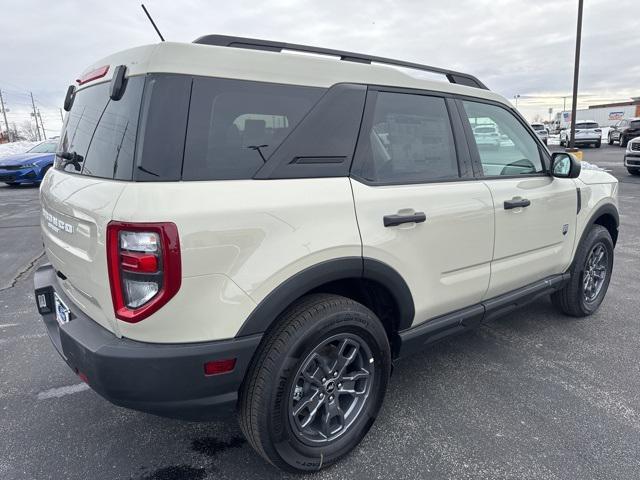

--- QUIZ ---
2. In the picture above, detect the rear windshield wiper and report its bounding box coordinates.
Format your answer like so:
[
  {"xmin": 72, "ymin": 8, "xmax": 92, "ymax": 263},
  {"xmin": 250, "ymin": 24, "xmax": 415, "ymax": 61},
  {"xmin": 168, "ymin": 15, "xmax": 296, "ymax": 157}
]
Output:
[{"xmin": 56, "ymin": 151, "xmax": 84, "ymax": 171}]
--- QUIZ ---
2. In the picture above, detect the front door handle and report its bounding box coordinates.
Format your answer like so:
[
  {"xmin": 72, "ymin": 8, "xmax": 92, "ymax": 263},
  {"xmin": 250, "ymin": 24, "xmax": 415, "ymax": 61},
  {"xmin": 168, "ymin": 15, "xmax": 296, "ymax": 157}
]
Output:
[
  {"xmin": 504, "ymin": 198, "xmax": 531, "ymax": 210},
  {"xmin": 383, "ymin": 212, "xmax": 427, "ymax": 227}
]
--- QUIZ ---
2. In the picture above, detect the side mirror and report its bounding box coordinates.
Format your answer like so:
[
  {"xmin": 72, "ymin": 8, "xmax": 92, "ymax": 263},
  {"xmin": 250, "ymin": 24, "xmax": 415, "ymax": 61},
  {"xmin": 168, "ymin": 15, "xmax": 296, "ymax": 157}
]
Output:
[{"xmin": 551, "ymin": 152, "xmax": 581, "ymax": 179}]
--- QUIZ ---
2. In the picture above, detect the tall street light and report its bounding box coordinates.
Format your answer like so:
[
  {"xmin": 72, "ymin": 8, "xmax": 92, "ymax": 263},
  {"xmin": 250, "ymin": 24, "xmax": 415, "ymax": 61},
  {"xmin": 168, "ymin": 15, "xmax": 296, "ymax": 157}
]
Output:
[{"xmin": 568, "ymin": 0, "xmax": 584, "ymax": 150}]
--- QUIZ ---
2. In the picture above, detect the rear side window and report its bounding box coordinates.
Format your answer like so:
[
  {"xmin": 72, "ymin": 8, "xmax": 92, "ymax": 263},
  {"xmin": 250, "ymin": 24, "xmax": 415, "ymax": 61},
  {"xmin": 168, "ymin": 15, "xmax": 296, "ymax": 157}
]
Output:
[
  {"xmin": 182, "ymin": 78, "xmax": 324, "ymax": 180},
  {"xmin": 58, "ymin": 77, "xmax": 144, "ymax": 180},
  {"xmin": 354, "ymin": 92, "xmax": 459, "ymax": 183}
]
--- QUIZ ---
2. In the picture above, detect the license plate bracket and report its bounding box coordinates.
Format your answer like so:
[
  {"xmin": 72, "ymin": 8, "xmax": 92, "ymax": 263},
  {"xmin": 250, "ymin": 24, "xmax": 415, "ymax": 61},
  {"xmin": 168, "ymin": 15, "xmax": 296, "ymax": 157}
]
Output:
[{"xmin": 54, "ymin": 293, "xmax": 71, "ymax": 326}]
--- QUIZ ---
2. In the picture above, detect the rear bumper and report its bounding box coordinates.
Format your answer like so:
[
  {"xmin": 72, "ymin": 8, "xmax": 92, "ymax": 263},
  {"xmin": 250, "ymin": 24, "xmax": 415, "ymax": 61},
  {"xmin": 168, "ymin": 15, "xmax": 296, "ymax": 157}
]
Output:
[
  {"xmin": 573, "ymin": 138, "xmax": 601, "ymax": 145},
  {"xmin": 34, "ymin": 264, "xmax": 261, "ymax": 420}
]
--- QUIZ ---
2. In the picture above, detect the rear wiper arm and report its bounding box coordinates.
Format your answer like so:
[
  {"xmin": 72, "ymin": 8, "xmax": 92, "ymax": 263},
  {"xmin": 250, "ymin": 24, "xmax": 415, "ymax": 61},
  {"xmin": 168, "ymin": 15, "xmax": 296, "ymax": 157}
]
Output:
[
  {"xmin": 56, "ymin": 151, "xmax": 84, "ymax": 171},
  {"xmin": 247, "ymin": 144, "xmax": 269, "ymax": 163}
]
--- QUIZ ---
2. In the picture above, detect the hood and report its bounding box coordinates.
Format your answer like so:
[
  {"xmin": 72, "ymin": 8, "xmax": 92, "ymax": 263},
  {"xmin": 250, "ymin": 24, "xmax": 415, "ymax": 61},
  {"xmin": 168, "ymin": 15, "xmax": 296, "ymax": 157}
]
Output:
[
  {"xmin": 0, "ymin": 152, "xmax": 54, "ymax": 167},
  {"xmin": 577, "ymin": 163, "xmax": 617, "ymax": 185}
]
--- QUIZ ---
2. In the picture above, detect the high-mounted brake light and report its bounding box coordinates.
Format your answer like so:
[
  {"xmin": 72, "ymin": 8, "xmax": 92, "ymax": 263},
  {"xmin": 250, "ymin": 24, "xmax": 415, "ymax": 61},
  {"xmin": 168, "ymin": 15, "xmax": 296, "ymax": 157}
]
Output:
[
  {"xmin": 76, "ymin": 65, "xmax": 110, "ymax": 85},
  {"xmin": 106, "ymin": 222, "xmax": 181, "ymax": 323}
]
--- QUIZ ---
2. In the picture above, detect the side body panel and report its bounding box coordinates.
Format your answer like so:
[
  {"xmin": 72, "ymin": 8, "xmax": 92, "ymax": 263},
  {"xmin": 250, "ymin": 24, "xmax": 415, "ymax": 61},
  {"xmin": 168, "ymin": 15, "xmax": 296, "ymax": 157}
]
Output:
[
  {"xmin": 482, "ymin": 176, "xmax": 578, "ymax": 298},
  {"xmin": 350, "ymin": 179, "xmax": 494, "ymax": 327},
  {"xmin": 112, "ymin": 177, "xmax": 361, "ymax": 342}
]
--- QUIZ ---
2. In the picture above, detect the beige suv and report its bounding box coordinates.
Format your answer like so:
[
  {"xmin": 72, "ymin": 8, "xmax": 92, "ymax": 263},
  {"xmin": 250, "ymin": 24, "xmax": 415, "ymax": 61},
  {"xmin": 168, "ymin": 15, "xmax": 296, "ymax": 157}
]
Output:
[{"xmin": 34, "ymin": 35, "xmax": 619, "ymax": 472}]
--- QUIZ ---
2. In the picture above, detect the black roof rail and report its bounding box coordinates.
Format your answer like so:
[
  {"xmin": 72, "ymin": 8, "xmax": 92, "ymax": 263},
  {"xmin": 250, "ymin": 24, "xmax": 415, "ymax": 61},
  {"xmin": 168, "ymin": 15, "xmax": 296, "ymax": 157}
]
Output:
[{"xmin": 193, "ymin": 34, "xmax": 489, "ymax": 90}]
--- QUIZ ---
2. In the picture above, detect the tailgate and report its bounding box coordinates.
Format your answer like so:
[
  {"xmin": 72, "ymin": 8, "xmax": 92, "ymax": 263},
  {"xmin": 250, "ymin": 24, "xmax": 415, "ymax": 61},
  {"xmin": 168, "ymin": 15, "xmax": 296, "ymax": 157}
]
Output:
[{"xmin": 40, "ymin": 169, "xmax": 126, "ymax": 334}]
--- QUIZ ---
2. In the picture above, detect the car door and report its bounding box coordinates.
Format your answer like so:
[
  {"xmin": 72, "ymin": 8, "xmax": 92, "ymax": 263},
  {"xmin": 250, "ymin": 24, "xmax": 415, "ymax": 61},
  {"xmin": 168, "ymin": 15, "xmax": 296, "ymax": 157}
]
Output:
[
  {"xmin": 458, "ymin": 99, "xmax": 578, "ymax": 298},
  {"xmin": 350, "ymin": 89, "xmax": 495, "ymax": 327}
]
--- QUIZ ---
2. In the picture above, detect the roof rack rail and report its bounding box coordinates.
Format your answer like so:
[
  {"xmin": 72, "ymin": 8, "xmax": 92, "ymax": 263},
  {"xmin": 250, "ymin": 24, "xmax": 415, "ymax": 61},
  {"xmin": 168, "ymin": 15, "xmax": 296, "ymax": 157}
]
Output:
[{"xmin": 193, "ymin": 35, "xmax": 489, "ymax": 90}]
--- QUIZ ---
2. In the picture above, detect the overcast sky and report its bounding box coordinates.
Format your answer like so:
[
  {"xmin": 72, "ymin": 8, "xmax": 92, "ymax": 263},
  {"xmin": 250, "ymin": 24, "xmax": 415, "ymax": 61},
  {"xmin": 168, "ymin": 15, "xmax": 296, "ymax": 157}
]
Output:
[{"xmin": 1, "ymin": 0, "xmax": 639, "ymax": 137}]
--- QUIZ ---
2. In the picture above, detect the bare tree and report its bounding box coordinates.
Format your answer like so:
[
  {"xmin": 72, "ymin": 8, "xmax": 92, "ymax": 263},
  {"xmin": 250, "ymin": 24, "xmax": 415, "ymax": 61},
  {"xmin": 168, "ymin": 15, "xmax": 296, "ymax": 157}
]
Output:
[{"xmin": 18, "ymin": 120, "xmax": 39, "ymax": 141}]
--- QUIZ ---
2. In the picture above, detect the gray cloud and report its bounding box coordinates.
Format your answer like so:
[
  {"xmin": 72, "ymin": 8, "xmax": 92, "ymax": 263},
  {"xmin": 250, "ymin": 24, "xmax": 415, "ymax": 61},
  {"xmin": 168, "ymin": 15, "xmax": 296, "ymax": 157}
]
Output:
[{"xmin": 1, "ymin": 0, "xmax": 638, "ymax": 133}]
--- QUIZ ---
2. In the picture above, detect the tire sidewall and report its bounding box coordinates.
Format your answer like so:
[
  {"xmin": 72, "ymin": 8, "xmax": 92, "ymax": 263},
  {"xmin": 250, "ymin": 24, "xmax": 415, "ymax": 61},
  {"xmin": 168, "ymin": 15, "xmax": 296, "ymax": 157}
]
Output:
[
  {"xmin": 265, "ymin": 303, "xmax": 390, "ymax": 471},
  {"xmin": 574, "ymin": 227, "xmax": 614, "ymax": 315}
]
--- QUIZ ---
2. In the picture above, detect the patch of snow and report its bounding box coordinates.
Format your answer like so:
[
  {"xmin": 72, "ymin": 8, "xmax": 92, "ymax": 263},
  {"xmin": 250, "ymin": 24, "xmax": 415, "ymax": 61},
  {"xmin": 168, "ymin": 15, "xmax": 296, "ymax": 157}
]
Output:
[{"xmin": 0, "ymin": 141, "xmax": 39, "ymax": 158}]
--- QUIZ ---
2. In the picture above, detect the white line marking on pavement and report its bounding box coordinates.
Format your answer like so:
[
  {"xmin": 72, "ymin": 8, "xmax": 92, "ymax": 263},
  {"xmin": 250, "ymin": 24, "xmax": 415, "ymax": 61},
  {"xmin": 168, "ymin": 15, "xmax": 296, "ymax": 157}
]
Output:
[
  {"xmin": 0, "ymin": 323, "xmax": 20, "ymax": 328},
  {"xmin": 37, "ymin": 383, "xmax": 90, "ymax": 400},
  {"xmin": 0, "ymin": 333, "xmax": 46, "ymax": 345}
]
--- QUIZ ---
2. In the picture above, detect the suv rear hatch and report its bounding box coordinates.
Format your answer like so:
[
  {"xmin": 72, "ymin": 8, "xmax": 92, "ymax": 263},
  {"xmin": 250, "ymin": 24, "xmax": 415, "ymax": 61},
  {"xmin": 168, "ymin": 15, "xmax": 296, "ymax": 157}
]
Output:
[{"xmin": 41, "ymin": 72, "xmax": 145, "ymax": 335}]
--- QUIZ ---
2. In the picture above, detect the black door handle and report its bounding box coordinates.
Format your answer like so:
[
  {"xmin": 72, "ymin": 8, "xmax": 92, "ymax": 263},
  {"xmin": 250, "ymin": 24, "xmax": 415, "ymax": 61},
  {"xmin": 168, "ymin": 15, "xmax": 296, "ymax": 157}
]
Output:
[
  {"xmin": 504, "ymin": 198, "xmax": 531, "ymax": 210},
  {"xmin": 383, "ymin": 212, "xmax": 427, "ymax": 227}
]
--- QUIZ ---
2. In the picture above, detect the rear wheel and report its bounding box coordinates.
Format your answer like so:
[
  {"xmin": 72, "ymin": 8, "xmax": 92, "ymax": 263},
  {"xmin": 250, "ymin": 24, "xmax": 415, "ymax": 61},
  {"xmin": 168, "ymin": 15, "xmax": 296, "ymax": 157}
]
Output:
[
  {"xmin": 595, "ymin": 141, "xmax": 601, "ymax": 148},
  {"xmin": 608, "ymin": 133, "xmax": 614, "ymax": 145},
  {"xmin": 552, "ymin": 225, "xmax": 614, "ymax": 317},
  {"xmin": 628, "ymin": 168, "xmax": 640, "ymax": 176},
  {"xmin": 239, "ymin": 294, "xmax": 391, "ymax": 472}
]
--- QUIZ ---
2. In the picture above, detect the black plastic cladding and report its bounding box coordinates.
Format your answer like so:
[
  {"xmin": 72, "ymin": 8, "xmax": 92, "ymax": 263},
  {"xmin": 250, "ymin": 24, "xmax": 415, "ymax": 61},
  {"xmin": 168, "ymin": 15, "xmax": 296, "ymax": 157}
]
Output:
[{"xmin": 193, "ymin": 34, "xmax": 489, "ymax": 90}]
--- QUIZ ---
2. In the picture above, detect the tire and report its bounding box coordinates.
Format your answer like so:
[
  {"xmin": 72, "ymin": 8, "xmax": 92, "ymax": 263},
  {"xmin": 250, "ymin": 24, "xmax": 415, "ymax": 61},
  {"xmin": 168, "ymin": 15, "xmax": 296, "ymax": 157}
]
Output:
[
  {"xmin": 239, "ymin": 293, "xmax": 391, "ymax": 472},
  {"xmin": 608, "ymin": 134, "xmax": 614, "ymax": 145},
  {"xmin": 4, "ymin": 182, "xmax": 20, "ymax": 187},
  {"xmin": 551, "ymin": 225, "xmax": 614, "ymax": 317},
  {"xmin": 628, "ymin": 168, "xmax": 640, "ymax": 176},
  {"xmin": 620, "ymin": 136, "xmax": 628, "ymax": 148},
  {"xmin": 595, "ymin": 141, "xmax": 601, "ymax": 148}
]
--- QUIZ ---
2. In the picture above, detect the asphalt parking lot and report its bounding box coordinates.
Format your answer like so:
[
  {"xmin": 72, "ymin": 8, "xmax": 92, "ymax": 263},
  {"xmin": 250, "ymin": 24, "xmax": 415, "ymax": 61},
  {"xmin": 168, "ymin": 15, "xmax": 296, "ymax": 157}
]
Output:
[{"xmin": 1, "ymin": 143, "xmax": 639, "ymax": 480}]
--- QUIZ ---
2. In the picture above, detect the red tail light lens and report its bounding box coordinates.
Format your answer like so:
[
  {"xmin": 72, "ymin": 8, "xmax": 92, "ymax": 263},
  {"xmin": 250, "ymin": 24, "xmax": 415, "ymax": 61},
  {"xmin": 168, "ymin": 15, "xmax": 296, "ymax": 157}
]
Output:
[{"xmin": 106, "ymin": 222, "xmax": 181, "ymax": 323}]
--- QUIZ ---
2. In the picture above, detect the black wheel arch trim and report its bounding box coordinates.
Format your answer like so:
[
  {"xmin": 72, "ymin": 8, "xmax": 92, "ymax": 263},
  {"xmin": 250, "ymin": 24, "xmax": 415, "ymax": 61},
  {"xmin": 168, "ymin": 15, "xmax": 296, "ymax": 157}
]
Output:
[
  {"xmin": 235, "ymin": 257, "xmax": 415, "ymax": 337},
  {"xmin": 579, "ymin": 202, "xmax": 619, "ymax": 248}
]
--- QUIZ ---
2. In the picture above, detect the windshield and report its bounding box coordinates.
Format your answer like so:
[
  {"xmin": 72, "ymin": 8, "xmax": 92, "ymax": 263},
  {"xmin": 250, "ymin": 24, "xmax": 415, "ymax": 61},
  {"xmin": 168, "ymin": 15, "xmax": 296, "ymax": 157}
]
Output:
[
  {"xmin": 28, "ymin": 142, "xmax": 57, "ymax": 153},
  {"xmin": 475, "ymin": 126, "xmax": 496, "ymax": 134}
]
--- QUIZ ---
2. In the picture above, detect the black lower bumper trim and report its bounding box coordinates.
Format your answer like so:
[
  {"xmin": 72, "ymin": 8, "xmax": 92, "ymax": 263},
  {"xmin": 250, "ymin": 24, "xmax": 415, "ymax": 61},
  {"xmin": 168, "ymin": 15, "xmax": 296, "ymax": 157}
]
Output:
[{"xmin": 34, "ymin": 264, "xmax": 261, "ymax": 420}]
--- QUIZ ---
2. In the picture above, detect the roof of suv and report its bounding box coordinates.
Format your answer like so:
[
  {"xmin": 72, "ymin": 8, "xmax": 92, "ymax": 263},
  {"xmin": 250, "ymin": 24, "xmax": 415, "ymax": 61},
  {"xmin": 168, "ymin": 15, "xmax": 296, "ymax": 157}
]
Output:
[{"xmin": 78, "ymin": 40, "xmax": 509, "ymax": 106}]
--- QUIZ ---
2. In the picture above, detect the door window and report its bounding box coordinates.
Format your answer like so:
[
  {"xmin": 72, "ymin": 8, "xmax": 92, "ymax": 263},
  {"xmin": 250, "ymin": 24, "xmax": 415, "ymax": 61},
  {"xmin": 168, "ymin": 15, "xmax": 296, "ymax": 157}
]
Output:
[
  {"xmin": 462, "ymin": 101, "xmax": 544, "ymax": 177},
  {"xmin": 354, "ymin": 92, "xmax": 459, "ymax": 183}
]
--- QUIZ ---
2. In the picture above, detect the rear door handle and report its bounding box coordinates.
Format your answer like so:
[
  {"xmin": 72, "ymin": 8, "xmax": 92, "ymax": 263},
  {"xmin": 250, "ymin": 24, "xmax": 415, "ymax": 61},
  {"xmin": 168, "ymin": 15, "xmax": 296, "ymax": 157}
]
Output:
[
  {"xmin": 504, "ymin": 198, "xmax": 531, "ymax": 210},
  {"xmin": 383, "ymin": 212, "xmax": 427, "ymax": 227}
]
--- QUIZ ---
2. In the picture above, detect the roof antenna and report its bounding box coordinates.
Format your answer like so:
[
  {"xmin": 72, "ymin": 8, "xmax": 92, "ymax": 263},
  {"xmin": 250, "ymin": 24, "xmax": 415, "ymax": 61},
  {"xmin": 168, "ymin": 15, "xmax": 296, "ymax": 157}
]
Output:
[{"xmin": 141, "ymin": 4, "xmax": 165, "ymax": 42}]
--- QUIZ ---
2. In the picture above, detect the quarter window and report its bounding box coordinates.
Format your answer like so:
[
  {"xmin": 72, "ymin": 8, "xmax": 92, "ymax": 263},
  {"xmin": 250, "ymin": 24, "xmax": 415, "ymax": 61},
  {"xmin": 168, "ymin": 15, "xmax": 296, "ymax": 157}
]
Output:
[
  {"xmin": 462, "ymin": 101, "xmax": 544, "ymax": 176},
  {"xmin": 182, "ymin": 78, "xmax": 324, "ymax": 181},
  {"xmin": 355, "ymin": 92, "xmax": 459, "ymax": 183}
]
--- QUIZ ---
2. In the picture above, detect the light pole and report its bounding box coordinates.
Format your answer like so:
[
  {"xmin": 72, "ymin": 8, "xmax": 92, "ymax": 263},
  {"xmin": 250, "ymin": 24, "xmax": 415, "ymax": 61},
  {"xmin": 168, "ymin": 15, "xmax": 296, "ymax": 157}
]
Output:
[
  {"xmin": 568, "ymin": 0, "xmax": 584, "ymax": 150},
  {"xmin": 514, "ymin": 94, "xmax": 521, "ymax": 109}
]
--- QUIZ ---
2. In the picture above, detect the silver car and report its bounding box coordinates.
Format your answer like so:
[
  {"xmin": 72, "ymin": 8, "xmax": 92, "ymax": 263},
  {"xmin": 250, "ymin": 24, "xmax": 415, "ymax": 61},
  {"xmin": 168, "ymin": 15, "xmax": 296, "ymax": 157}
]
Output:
[{"xmin": 531, "ymin": 123, "xmax": 549, "ymax": 145}]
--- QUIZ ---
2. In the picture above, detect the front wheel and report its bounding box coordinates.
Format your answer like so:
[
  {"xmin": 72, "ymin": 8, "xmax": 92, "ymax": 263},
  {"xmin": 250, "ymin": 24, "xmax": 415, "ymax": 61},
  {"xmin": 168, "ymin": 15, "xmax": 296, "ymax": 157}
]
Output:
[
  {"xmin": 608, "ymin": 134, "xmax": 614, "ymax": 145},
  {"xmin": 239, "ymin": 294, "xmax": 391, "ymax": 472},
  {"xmin": 620, "ymin": 136, "xmax": 628, "ymax": 148},
  {"xmin": 552, "ymin": 225, "xmax": 614, "ymax": 317}
]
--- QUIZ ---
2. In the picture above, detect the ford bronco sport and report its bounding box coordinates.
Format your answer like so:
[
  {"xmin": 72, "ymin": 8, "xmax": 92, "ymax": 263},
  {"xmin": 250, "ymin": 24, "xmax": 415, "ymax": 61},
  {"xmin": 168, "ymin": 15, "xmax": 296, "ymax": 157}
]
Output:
[{"xmin": 34, "ymin": 35, "xmax": 619, "ymax": 472}]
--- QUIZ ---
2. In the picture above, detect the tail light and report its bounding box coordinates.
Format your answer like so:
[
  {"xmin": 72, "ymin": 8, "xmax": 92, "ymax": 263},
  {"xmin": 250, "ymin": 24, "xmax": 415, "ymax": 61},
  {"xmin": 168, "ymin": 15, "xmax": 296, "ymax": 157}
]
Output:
[{"xmin": 106, "ymin": 222, "xmax": 181, "ymax": 323}]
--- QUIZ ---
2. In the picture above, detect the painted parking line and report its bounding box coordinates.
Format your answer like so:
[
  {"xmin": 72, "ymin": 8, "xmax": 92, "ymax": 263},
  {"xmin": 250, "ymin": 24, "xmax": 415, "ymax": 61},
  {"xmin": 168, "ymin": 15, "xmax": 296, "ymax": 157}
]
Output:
[{"xmin": 37, "ymin": 383, "xmax": 90, "ymax": 400}]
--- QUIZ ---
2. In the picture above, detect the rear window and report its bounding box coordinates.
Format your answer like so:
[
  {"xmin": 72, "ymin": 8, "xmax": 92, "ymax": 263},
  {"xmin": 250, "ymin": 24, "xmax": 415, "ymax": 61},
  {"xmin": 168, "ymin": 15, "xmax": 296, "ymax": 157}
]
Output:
[
  {"xmin": 576, "ymin": 122, "xmax": 599, "ymax": 129},
  {"xmin": 57, "ymin": 77, "xmax": 144, "ymax": 180},
  {"xmin": 475, "ymin": 126, "xmax": 497, "ymax": 134},
  {"xmin": 182, "ymin": 78, "xmax": 324, "ymax": 181},
  {"xmin": 531, "ymin": 124, "xmax": 544, "ymax": 131}
]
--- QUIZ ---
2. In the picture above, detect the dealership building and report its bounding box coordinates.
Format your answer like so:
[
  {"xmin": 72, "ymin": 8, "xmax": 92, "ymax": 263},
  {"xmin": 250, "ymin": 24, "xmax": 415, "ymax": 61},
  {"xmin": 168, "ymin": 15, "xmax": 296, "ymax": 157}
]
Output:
[{"xmin": 551, "ymin": 98, "xmax": 640, "ymax": 131}]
